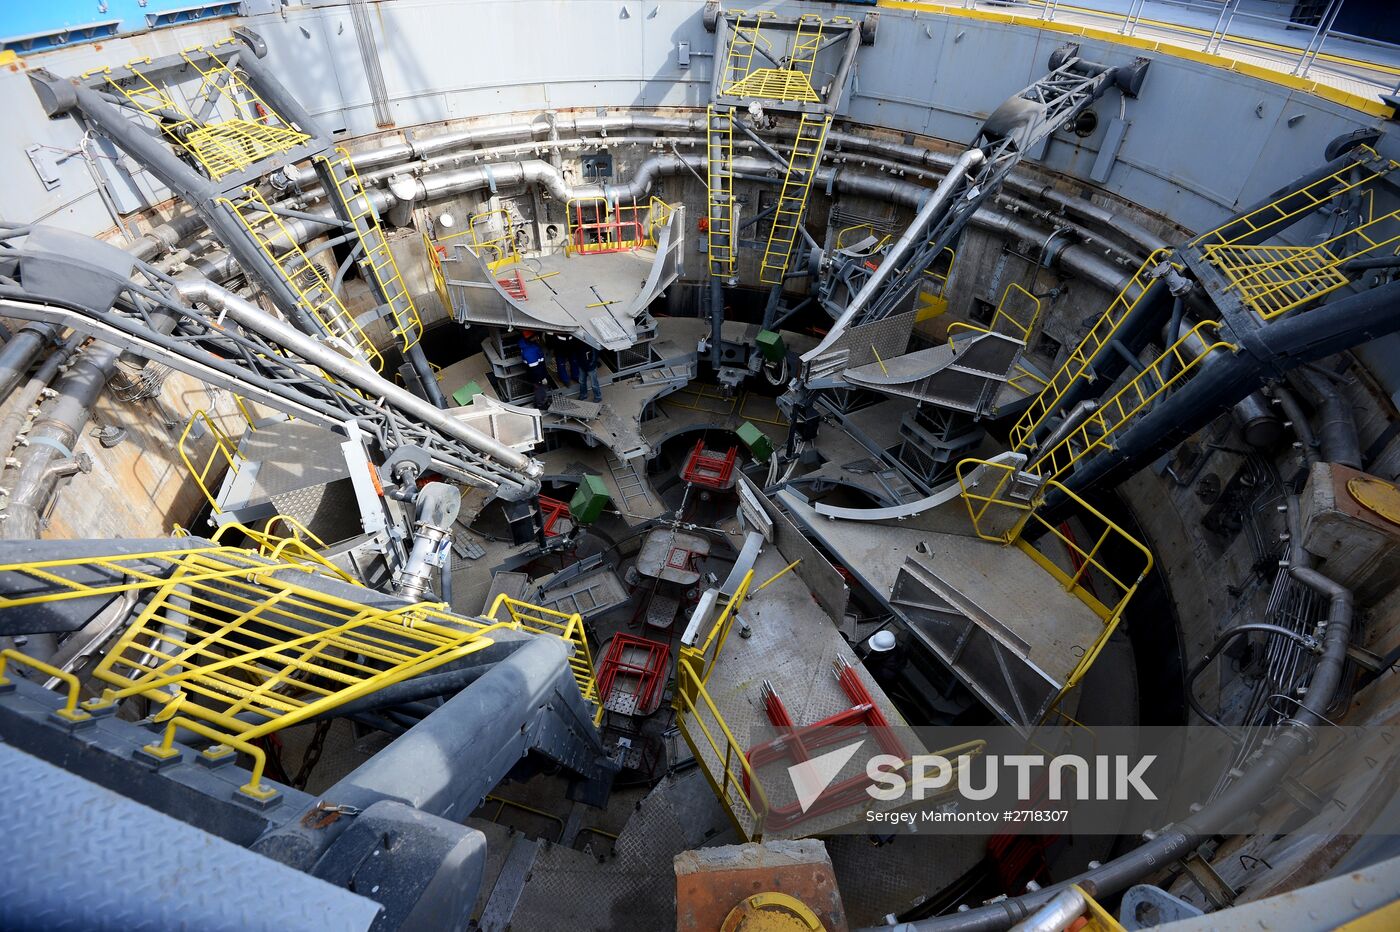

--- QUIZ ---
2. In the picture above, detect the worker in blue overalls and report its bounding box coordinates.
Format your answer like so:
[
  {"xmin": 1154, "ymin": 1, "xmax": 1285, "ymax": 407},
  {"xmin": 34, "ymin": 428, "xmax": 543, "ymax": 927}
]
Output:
[{"xmin": 518, "ymin": 330, "xmax": 550, "ymax": 410}]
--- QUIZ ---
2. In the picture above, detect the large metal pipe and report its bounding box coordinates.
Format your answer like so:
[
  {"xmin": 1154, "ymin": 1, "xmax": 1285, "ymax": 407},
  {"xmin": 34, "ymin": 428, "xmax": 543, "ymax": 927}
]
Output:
[
  {"xmin": 254, "ymin": 633, "xmax": 573, "ymax": 869},
  {"xmin": 0, "ymin": 323, "xmax": 59, "ymax": 399},
  {"xmin": 1291, "ymin": 368, "xmax": 1362, "ymax": 469},
  {"xmin": 172, "ymin": 279, "xmax": 540, "ymax": 482},
  {"xmin": 0, "ymin": 331, "xmax": 84, "ymax": 471}
]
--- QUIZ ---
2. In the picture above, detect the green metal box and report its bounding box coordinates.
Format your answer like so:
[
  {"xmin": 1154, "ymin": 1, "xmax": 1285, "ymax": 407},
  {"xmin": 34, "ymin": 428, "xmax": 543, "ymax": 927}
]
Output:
[
  {"xmin": 569, "ymin": 474, "xmax": 611, "ymax": 524},
  {"xmin": 736, "ymin": 421, "xmax": 773, "ymax": 463},
  {"xmin": 451, "ymin": 380, "xmax": 483, "ymax": 407},
  {"xmin": 756, "ymin": 329, "xmax": 786, "ymax": 363}
]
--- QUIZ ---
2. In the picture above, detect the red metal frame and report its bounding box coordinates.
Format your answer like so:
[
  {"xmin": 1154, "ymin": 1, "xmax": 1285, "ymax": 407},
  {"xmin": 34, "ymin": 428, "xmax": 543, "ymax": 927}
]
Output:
[
  {"xmin": 570, "ymin": 201, "xmax": 648, "ymax": 255},
  {"xmin": 597, "ymin": 634, "xmax": 671, "ymax": 716},
  {"xmin": 538, "ymin": 495, "xmax": 571, "ymax": 538},
  {"xmin": 681, "ymin": 439, "xmax": 739, "ymax": 489},
  {"xmin": 743, "ymin": 656, "xmax": 909, "ymax": 829},
  {"xmin": 497, "ymin": 269, "xmax": 528, "ymax": 299}
]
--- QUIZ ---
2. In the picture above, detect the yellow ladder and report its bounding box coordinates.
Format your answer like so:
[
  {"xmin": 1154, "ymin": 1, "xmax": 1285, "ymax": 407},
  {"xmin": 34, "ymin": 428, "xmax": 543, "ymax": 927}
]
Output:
[
  {"xmin": 723, "ymin": 11, "xmax": 770, "ymax": 93},
  {"xmin": 1009, "ymin": 249, "xmax": 1170, "ymax": 451},
  {"xmin": 219, "ymin": 187, "xmax": 385, "ymax": 372},
  {"xmin": 789, "ymin": 14, "xmax": 824, "ymax": 83},
  {"xmin": 1030, "ymin": 321, "xmax": 1237, "ymax": 482},
  {"xmin": 318, "ymin": 148, "xmax": 425, "ymax": 352},
  {"xmin": 759, "ymin": 113, "xmax": 830, "ymax": 285},
  {"xmin": 707, "ymin": 105, "xmax": 737, "ymax": 278}
]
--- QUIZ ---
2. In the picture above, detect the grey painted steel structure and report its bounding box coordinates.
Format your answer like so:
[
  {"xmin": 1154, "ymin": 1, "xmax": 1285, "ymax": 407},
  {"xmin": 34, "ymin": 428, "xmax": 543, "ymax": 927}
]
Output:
[
  {"xmin": 27, "ymin": 38, "xmax": 447, "ymax": 407},
  {"xmin": 0, "ymin": 743, "xmax": 382, "ymax": 932},
  {"xmin": 0, "ymin": 226, "xmax": 543, "ymax": 497}
]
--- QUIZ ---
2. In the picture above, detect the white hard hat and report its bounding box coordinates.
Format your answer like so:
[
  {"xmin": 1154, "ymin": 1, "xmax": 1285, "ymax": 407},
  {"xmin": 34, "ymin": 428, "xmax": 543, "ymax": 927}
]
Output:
[{"xmin": 869, "ymin": 631, "xmax": 896, "ymax": 653}]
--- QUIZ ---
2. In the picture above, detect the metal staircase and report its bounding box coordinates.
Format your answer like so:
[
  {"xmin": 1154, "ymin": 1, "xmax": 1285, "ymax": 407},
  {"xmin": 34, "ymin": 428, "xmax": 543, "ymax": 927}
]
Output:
[
  {"xmin": 318, "ymin": 147, "xmax": 426, "ymax": 353},
  {"xmin": 1028, "ymin": 321, "xmax": 1237, "ymax": 482},
  {"xmin": 759, "ymin": 113, "xmax": 831, "ymax": 284},
  {"xmin": 706, "ymin": 105, "xmax": 738, "ymax": 278},
  {"xmin": 1009, "ymin": 249, "xmax": 1173, "ymax": 451}
]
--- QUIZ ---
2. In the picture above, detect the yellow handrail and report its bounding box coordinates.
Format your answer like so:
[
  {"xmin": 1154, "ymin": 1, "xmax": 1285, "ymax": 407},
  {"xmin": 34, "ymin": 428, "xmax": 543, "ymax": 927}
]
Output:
[
  {"xmin": 673, "ymin": 655, "xmax": 770, "ymax": 838},
  {"xmin": 991, "ymin": 282, "xmax": 1043, "ymax": 344},
  {"xmin": 141, "ymin": 715, "xmax": 278, "ymax": 801},
  {"xmin": 1010, "ymin": 248, "xmax": 1174, "ymax": 452},
  {"xmin": 689, "ymin": 569, "xmax": 755, "ymax": 684},
  {"xmin": 954, "ymin": 457, "xmax": 1154, "ymax": 719},
  {"xmin": 178, "ymin": 409, "xmax": 242, "ymax": 515},
  {"xmin": 0, "ymin": 649, "xmax": 91, "ymax": 723},
  {"xmin": 1029, "ymin": 320, "xmax": 1237, "ymax": 482},
  {"xmin": 486, "ymin": 594, "xmax": 603, "ymax": 725}
]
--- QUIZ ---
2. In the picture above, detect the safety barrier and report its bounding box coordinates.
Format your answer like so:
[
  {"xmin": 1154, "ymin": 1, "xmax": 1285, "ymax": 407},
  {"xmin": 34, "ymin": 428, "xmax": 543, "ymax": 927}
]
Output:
[
  {"xmin": 1204, "ymin": 208, "xmax": 1400, "ymax": 320},
  {"xmin": 423, "ymin": 232, "xmax": 453, "ymax": 311},
  {"xmin": 486, "ymin": 594, "xmax": 602, "ymax": 725},
  {"xmin": 93, "ymin": 41, "xmax": 309, "ymax": 181},
  {"xmin": 564, "ymin": 197, "xmax": 675, "ymax": 257},
  {"xmin": 1029, "ymin": 320, "xmax": 1237, "ymax": 482},
  {"xmin": 955, "ymin": 457, "xmax": 1154, "ymax": 717},
  {"xmin": 178, "ymin": 409, "xmax": 243, "ymax": 515},
  {"xmin": 460, "ymin": 206, "xmax": 522, "ymax": 273},
  {"xmin": 989, "ymin": 282, "xmax": 1044, "ymax": 344},
  {"xmin": 1009, "ymin": 248, "xmax": 1173, "ymax": 451},
  {"xmin": 210, "ymin": 516, "xmax": 358, "ymax": 585},
  {"xmin": 0, "ymin": 546, "xmax": 512, "ymax": 744},
  {"xmin": 683, "ymin": 570, "xmax": 754, "ymax": 684},
  {"xmin": 674, "ymin": 655, "xmax": 769, "ymax": 838},
  {"xmin": 1192, "ymin": 146, "xmax": 1397, "ymax": 252}
]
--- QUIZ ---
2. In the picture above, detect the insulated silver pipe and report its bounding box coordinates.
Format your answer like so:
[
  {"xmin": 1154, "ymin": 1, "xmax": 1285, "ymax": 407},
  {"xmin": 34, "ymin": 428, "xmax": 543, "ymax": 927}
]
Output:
[
  {"xmin": 1008, "ymin": 889, "xmax": 1086, "ymax": 932},
  {"xmin": 173, "ymin": 279, "xmax": 541, "ymax": 482}
]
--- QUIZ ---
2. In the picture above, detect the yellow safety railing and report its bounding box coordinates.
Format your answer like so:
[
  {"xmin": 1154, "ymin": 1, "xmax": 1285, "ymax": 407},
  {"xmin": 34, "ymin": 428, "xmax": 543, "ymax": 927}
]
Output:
[
  {"xmin": 990, "ymin": 283, "xmax": 1044, "ymax": 344},
  {"xmin": 0, "ymin": 649, "xmax": 91, "ymax": 723},
  {"xmin": 0, "ymin": 546, "xmax": 513, "ymax": 743},
  {"xmin": 444, "ymin": 207, "xmax": 520, "ymax": 273},
  {"xmin": 210, "ymin": 516, "xmax": 359, "ymax": 585},
  {"xmin": 1010, "ymin": 248, "xmax": 1173, "ymax": 452},
  {"xmin": 721, "ymin": 10, "xmax": 776, "ymax": 94},
  {"xmin": 722, "ymin": 11, "xmax": 823, "ymax": 102},
  {"xmin": 684, "ymin": 569, "xmax": 755, "ymax": 684},
  {"xmin": 646, "ymin": 196, "xmax": 678, "ymax": 243},
  {"xmin": 759, "ymin": 112, "xmax": 831, "ymax": 284},
  {"xmin": 1192, "ymin": 145, "xmax": 1397, "ymax": 251},
  {"xmin": 486, "ymin": 594, "xmax": 603, "ymax": 725},
  {"xmin": 423, "ymin": 232, "xmax": 453, "ymax": 311},
  {"xmin": 178, "ymin": 409, "xmax": 242, "ymax": 515},
  {"xmin": 318, "ymin": 147, "xmax": 425, "ymax": 351},
  {"xmin": 99, "ymin": 41, "xmax": 308, "ymax": 181},
  {"xmin": 834, "ymin": 222, "xmax": 893, "ymax": 253},
  {"xmin": 219, "ymin": 187, "xmax": 385, "ymax": 371},
  {"xmin": 1030, "ymin": 321, "xmax": 1236, "ymax": 483},
  {"xmin": 674, "ymin": 655, "xmax": 770, "ymax": 838},
  {"xmin": 1203, "ymin": 208, "xmax": 1400, "ymax": 320},
  {"xmin": 707, "ymin": 105, "xmax": 738, "ymax": 278},
  {"xmin": 954, "ymin": 458, "xmax": 1154, "ymax": 718},
  {"xmin": 142, "ymin": 716, "xmax": 279, "ymax": 801},
  {"xmin": 564, "ymin": 197, "xmax": 672, "ymax": 257}
]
